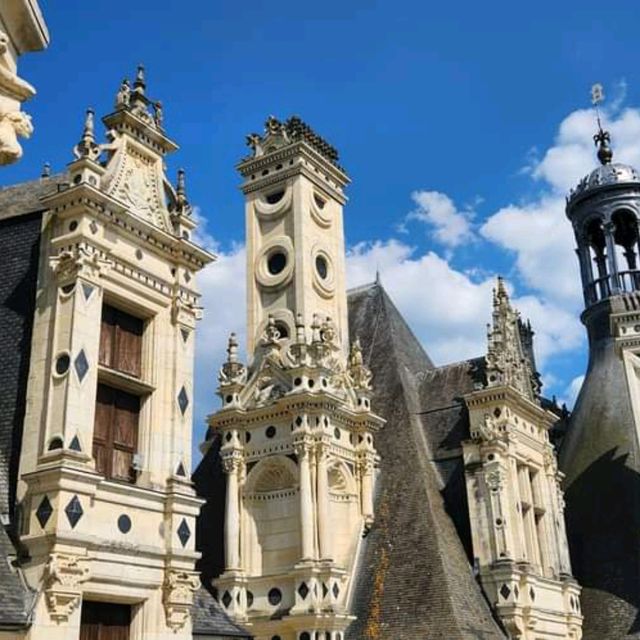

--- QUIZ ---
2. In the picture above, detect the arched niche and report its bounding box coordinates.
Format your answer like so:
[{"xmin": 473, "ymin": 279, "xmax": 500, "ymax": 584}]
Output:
[
  {"xmin": 243, "ymin": 456, "xmax": 301, "ymax": 576},
  {"xmin": 327, "ymin": 460, "xmax": 360, "ymax": 569}
]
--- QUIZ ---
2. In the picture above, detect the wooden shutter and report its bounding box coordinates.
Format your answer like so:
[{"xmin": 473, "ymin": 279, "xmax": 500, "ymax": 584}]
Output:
[
  {"xmin": 115, "ymin": 310, "xmax": 143, "ymax": 377},
  {"xmin": 99, "ymin": 305, "xmax": 116, "ymax": 369},
  {"xmin": 93, "ymin": 384, "xmax": 114, "ymax": 477},
  {"xmin": 112, "ymin": 391, "xmax": 139, "ymax": 482},
  {"xmin": 99, "ymin": 304, "xmax": 144, "ymax": 378},
  {"xmin": 93, "ymin": 384, "xmax": 139, "ymax": 482}
]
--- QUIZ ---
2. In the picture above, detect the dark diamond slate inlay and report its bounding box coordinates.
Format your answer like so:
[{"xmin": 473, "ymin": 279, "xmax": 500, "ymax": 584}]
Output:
[
  {"xmin": 332, "ymin": 582, "xmax": 340, "ymax": 598},
  {"xmin": 82, "ymin": 283, "xmax": 94, "ymax": 300},
  {"xmin": 177, "ymin": 518, "xmax": 191, "ymax": 546},
  {"xmin": 36, "ymin": 495, "xmax": 53, "ymax": 528},
  {"xmin": 500, "ymin": 584, "xmax": 511, "ymax": 600},
  {"xmin": 65, "ymin": 495, "xmax": 83, "ymax": 529},
  {"xmin": 74, "ymin": 350, "xmax": 89, "ymax": 382},
  {"xmin": 247, "ymin": 591, "xmax": 253, "ymax": 607},
  {"xmin": 222, "ymin": 591, "xmax": 232, "ymax": 608},
  {"xmin": 180, "ymin": 328, "xmax": 189, "ymax": 343},
  {"xmin": 178, "ymin": 386, "xmax": 189, "ymax": 415},
  {"xmin": 176, "ymin": 461, "xmax": 186, "ymax": 477},
  {"xmin": 322, "ymin": 583, "xmax": 328, "ymax": 598},
  {"xmin": 69, "ymin": 435, "xmax": 82, "ymax": 451},
  {"xmin": 298, "ymin": 582, "xmax": 309, "ymax": 600},
  {"xmin": 530, "ymin": 587, "xmax": 536, "ymax": 602}
]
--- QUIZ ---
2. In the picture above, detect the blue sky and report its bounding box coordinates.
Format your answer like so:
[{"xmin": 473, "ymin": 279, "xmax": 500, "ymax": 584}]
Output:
[{"xmin": 5, "ymin": 1, "xmax": 640, "ymax": 463}]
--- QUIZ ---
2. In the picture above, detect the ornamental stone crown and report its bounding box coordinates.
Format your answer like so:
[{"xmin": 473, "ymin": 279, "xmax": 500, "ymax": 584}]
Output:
[{"xmin": 244, "ymin": 114, "xmax": 343, "ymax": 171}]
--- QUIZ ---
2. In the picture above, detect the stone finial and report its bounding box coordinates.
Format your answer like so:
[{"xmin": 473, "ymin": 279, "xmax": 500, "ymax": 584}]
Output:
[
  {"xmin": 73, "ymin": 108, "xmax": 100, "ymax": 161},
  {"xmin": 348, "ymin": 337, "xmax": 372, "ymax": 390},
  {"xmin": 219, "ymin": 332, "xmax": 246, "ymax": 385},
  {"xmin": 41, "ymin": 161, "xmax": 51, "ymax": 178},
  {"xmin": 174, "ymin": 168, "xmax": 191, "ymax": 215},
  {"xmin": 115, "ymin": 78, "xmax": 131, "ymax": 110},
  {"xmin": 134, "ymin": 64, "xmax": 146, "ymax": 94},
  {"xmin": 485, "ymin": 277, "xmax": 541, "ymax": 401}
]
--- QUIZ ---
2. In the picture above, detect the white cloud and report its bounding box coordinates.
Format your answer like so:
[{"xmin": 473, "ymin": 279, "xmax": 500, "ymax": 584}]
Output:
[
  {"xmin": 192, "ymin": 244, "xmax": 246, "ymax": 448},
  {"xmin": 481, "ymin": 103, "xmax": 640, "ymax": 314},
  {"xmin": 480, "ymin": 196, "xmax": 581, "ymax": 307},
  {"xmin": 405, "ymin": 190, "xmax": 476, "ymax": 249}
]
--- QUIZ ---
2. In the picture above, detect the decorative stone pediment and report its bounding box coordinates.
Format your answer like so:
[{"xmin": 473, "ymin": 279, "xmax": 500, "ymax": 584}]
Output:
[{"xmin": 103, "ymin": 138, "xmax": 169, "ymax": 229}]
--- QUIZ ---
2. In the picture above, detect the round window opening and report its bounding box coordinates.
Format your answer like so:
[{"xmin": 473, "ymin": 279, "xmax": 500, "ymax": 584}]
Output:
[
  {"xmin": 274, "ymin": 322, "xmax": 289, "ymax": 339},
  {"xmin": 268, "ymin": 588, "xmax": 282, "ymax": 606},
  {"xmin": 55, "ymin": 354, "xmax": 70, "ymax": 375},
  {"xmin": 315, "ymin": 255, "xmax": 329, "ymax": 280},
  {"xmin": 267, "ymin": 251, "xmax": 287, "ymax": 276}
]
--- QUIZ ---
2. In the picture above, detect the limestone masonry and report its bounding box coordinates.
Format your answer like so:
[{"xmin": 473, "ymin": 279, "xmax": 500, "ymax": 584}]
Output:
[{"xmin": 0, "ymin": 61, "xmax": 638, "ymax": 640}]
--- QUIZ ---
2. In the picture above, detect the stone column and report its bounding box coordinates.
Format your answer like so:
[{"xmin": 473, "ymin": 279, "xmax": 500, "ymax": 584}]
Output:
[
  {"xmin": 485, "ymin": 465, "xmax": 512, "ymax": 560},
  {"xmin": 508, "ymin": 459, "xmax": 528, "ymax": 562},
  {"xmin": 317, "ymin": 444, "xmax": 331, "ymax": 560},
  {"xmin": 604, "ymin": 221, "xmax": 620, "ymax": 294},
  {"xmin": 223, "ymin": 456, "xmax": 241, "ymax": 570},
  {"xmin": 297, "ymin": 441, "xmax": 314, "ymax": 561},
  {"xmin": 576, "ymin": 245, "xmax": 595, "ymax": 306},
  {"xmin": 361, "ymin": 458, "xmax": 374, "ymax": 522}
]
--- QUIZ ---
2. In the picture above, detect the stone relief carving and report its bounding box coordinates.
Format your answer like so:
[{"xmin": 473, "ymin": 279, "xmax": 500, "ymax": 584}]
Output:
[
  {"xmin": 0, "ymin": 29, "xmax": 38, "ymax": 165},
  {"xmin": 163, "ymin": 569, "xmax": 200, "ymax": 630},
  {"xmin": 44, "ymin": 553, "xmax": 91, "ymax": 622}
]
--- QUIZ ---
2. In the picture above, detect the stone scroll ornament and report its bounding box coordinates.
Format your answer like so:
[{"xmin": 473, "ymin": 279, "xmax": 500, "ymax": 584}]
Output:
[{"xmin": 0, "ymin": 30, "xmax": 36, "ymax": 165}]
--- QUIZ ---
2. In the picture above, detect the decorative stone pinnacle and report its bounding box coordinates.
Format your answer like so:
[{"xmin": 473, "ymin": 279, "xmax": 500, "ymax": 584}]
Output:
[
  {"xmin": 72, "ymin": 108, "xmax": 101, "ymax": 161},
  {"xmin": 485, "ymin": 276, "xmax": 541, "ymax": 402},
  {"xmin": 134, "ymin": 64, "xmax": 146, "ymax": 93},
  {"xmin": 174, "ymin": 168, "xmax": 191, "ymax": 215},
  {"xmin": 219, "ymin": 332, "xmax": 246, "ymax": 386},
  {"xmin": 41, "ymin": 161, "xmax": 51, "ymax": 178}
]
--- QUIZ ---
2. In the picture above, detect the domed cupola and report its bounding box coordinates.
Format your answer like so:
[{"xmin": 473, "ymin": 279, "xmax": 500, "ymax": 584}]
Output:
[{"xmin": 566, "ymin": 124, "xmax": 640, "ymax": 308}]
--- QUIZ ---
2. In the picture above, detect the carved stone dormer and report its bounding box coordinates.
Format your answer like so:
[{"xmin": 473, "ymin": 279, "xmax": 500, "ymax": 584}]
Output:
[
  {"xmin": 485, "ymin": 277, "xmax": 541, "ymax": 402},
  {"xmin": 65, "ymin": 66, "xmax": 198, "ymax": 238}
]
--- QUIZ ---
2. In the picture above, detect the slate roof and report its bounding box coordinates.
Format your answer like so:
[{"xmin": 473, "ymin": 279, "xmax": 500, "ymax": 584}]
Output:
[
  {"xmin": 560, "ymin": 298, "xmax": 640, "ymax": 639},
  {"xmin": 0, "ymin": 173, "xmax": 67, "ymax": 221},
  {"xmin": 192, "ymin": 586, "xmax": 255, "ymax": 638},
  {"xmin": 0, "ymin": 527, "xmax": 34, "ymax": 628},
  {"xmin": 345, "ymin": 282, "xmax": 505, "ymax": 639},
  {"xmin": 0, "ymin": 176, "xmax": 52, "ymax": 630}
]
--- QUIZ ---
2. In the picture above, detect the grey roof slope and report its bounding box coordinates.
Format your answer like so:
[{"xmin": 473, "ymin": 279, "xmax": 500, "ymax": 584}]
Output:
[
  {"xmin": 192, "ymin": 586, "xmax": 255, "ymax": 638},
  {"xmin": 0, "ymin": 527, "xmax": 34, "ymax": 628},
  {"xmin": 560, "ymin": 298, "xmax": 640, "ymax": 639},
  {"xmin": 0, "ymin": 173, "xmax": 66, "ymax": 221},
  {"xmin": 345, "ymin": 282, "xmax": 505, "ymax": 639}
]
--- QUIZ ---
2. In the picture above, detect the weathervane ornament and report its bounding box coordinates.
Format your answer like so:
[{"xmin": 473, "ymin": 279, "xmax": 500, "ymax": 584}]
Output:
[{"xmin": 591, "ymin": 83, "xmax": 613, "ymax": 165}]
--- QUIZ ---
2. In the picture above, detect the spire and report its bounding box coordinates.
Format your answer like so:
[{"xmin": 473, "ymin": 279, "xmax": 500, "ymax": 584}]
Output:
[
  {"xmin": 591, "ymin": 83, "xmax": 613, "ymax": 165},
  {"xmin": 175, "ymin": 168, "xmax": 190, "ymax": 214},
  {"xmin": 485, "ymin": 276, "xmax": 541, "ymax": 401},
  {"xmin": 72, "ymin": 108, "xmax": 100, "ymax": 161}
]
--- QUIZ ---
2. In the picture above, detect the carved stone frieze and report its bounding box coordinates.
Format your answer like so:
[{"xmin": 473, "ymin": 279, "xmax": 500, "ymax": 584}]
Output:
[{"xmin": 49, "ymin": 244, "xmax": 112, "ymax": 284}]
